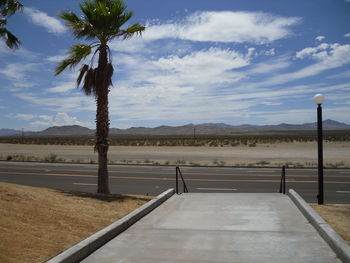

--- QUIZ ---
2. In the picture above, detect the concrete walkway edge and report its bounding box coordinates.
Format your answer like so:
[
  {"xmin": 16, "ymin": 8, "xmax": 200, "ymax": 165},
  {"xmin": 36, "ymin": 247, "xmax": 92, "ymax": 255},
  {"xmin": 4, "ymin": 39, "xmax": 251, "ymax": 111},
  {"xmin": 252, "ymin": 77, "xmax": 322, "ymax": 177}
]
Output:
[
  {"xmin": 45, "ymin": 188, "xmax": 175, "ymax": 263},
  {"xmin": 289, "ymin": 189, "xmax": 350, "ymax": 263}
]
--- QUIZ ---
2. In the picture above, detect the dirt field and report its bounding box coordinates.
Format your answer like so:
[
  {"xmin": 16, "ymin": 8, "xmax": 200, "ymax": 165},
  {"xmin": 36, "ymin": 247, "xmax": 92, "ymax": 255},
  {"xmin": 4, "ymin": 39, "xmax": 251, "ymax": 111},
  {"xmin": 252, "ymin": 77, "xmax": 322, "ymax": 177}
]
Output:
[
  {"xmin": 0, "ymin": 182, "xmax": 151, "ymax": 263},
  {"xmin": 0, "ymin": 142, "xmax": 349, "ymax": 167},
  {"xmin": 310, "ymin": 204, "xmax": 350, "ymax": 244}
]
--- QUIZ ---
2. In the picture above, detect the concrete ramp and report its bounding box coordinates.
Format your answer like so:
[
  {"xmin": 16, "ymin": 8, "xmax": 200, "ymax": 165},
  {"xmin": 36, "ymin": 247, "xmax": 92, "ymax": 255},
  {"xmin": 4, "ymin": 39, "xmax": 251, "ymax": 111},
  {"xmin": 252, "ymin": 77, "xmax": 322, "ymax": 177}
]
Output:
[{"xmin": 82, "ymin": 193, "xmax": 340, "ymax": 262}]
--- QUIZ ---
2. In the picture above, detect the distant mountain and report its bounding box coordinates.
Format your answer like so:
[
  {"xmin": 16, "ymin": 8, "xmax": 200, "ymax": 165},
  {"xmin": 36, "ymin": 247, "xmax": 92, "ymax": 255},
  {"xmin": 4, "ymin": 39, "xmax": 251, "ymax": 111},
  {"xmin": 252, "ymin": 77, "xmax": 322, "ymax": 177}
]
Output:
[
  {"xmin": 108, "ymin": 119, "xmax": 350, "ymax": 135},
  {"xmin": 35, "ymin": 125, "xmax": 94, "ymax": 136},
  {"xmin": 18, "ymin": 125, "xmax": 94, "ymax": 137},
  {"xmin": 200, "ymin": 123, "xmax": 235, "ymax": 128},
  {"xmin": 1, "ymin": 119, "xmax": 349, "ymax": 137},
  {"xmin": 255, "ymin": 119, "xmax": 350, "ymax": 132},
  {"xmin": 0, "ymin": 129, "xmax": 22, "ymax": 136}
]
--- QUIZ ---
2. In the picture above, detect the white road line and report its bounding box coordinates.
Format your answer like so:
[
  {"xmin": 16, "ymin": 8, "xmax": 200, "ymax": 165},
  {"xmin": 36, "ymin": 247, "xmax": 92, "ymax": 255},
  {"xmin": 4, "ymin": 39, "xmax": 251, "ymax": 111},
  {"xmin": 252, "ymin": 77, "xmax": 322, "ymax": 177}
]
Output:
[
  {"xmin": 196, "ymin": 188, "xmax": 237, "ymax": 191},
  {"xmin": 247, "ymin": 170, "xmax": 275, "ymax": 173},
  {"xmin": 73, "ymin": 183, "xmax": 97, "ymax": 186},
  {"xmin": 336, "ymin": 191, "xmax": 350, "ymax": 194}
]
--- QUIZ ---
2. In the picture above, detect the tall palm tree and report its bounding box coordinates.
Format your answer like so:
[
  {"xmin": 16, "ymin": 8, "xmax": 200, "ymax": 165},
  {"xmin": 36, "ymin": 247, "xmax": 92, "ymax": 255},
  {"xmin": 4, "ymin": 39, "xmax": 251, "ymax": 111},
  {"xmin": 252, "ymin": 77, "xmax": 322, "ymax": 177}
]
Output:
[
  {"xmin": 55, "ymin": 0, "xmax": 145, "ymax": 194},
  {"xmin": 0, "ymin": 0, "xmax": 23, "ymax": 49}
]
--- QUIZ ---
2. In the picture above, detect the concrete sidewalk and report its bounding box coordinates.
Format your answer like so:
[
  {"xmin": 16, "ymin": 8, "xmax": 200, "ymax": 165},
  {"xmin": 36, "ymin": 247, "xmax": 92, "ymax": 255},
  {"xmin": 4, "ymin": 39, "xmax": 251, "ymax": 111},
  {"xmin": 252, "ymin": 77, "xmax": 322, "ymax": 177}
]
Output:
[{"xmin": 82, "ymin": 193, "xmax": 340, "ymax": 263}]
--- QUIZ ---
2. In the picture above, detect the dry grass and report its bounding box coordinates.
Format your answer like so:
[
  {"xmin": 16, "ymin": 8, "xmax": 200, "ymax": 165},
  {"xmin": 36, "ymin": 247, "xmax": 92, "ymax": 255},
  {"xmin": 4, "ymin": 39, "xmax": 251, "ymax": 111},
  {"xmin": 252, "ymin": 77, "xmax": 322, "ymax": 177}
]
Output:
[
  {"xmin": 310, "ymin": 204, "xmax": 350, "ymax": 244},
  {"xmin": 0, "ymin": 182, "xmax": 152, "ymax": 263}
]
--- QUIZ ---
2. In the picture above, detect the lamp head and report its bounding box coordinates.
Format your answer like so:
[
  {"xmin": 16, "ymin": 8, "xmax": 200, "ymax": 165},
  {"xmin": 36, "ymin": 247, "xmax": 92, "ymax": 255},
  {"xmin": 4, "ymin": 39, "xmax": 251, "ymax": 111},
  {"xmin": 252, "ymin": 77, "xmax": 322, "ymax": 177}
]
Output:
[{"xmin": 313, "ymin": 94, "xmax": 325, "ymax": 105}]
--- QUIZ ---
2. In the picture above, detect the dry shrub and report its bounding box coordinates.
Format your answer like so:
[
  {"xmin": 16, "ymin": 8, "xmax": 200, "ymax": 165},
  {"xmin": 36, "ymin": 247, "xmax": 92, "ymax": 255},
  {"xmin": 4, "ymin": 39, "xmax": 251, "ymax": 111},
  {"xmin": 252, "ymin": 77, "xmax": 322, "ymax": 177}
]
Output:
[{"xmin": 0, "ymin": 182, "xmax": 151, "ymax": 263}]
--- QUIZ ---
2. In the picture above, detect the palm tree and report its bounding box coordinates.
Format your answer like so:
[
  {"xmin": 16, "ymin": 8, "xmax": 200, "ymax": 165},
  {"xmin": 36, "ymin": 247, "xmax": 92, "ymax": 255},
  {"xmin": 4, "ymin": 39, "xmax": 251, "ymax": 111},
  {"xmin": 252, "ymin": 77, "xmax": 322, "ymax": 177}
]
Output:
[
  {"xmin": 55, "ymin": 0, "xmax": 145, "ymax": 194},
  {"xmin": 0, "ymin": 0, "xmax": 23, "ymax": 49}
]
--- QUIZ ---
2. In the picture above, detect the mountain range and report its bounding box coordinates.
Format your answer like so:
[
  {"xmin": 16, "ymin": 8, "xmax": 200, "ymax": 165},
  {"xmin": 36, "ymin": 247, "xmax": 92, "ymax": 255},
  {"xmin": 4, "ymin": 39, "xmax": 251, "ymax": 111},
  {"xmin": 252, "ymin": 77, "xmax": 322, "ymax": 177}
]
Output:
[{"xmin": 1, "ymin": 119, "xmax": 349, "ymax": 137}]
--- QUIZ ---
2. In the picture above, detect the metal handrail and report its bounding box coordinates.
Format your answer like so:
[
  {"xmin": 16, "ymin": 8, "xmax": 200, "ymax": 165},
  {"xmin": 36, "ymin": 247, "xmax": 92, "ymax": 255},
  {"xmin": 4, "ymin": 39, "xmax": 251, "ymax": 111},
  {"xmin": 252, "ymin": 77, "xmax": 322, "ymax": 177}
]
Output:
[
  {"xmin": 279, "ymin": 165, "xmax": 286, "ymax": 194},
  {"xmin": 176, "ymin": 166, "xmax": 189, "ymax": 194}
]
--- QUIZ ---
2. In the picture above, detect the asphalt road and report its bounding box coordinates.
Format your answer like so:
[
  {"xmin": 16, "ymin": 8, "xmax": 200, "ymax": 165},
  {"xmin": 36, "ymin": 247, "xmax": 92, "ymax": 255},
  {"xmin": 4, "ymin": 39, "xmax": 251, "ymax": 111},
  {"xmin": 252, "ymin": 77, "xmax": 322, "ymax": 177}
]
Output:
[{"xmin": 0, "ymin": 161, "xmax": 349, "ymax": 204}]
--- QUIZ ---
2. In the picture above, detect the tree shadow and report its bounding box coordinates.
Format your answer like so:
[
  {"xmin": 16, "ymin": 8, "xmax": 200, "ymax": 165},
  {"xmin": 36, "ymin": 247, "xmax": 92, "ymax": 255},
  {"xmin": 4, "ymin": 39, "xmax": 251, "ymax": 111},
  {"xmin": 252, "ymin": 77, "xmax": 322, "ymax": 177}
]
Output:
[{"xmin": 58, "ymin": 190, "xmax": 153, "ymax": 202}]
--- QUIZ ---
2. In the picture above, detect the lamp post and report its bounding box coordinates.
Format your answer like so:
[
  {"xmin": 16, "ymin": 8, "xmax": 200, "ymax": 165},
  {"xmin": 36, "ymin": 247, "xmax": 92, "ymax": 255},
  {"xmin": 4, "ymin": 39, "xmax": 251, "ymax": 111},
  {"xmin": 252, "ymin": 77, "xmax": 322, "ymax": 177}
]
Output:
[{"xmin": 313, "ymin": 94, "xmax": 324, "ymax": 205}]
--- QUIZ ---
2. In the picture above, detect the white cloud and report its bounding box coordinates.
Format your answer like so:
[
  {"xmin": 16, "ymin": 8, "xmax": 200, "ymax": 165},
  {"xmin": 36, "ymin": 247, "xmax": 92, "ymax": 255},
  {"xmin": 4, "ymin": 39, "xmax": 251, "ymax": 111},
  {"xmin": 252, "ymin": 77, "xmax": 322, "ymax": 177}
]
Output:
[
  {"xmin": 106, "ymin": 41, "xmax": 349, "ymax": 125},
  {"xmin": 0, "ymin": 43, "xmax": 39, "ymax": 60},
  {"xmin": 38, "ymin": 115, "xmax": 52, "ymax": 121},
  {"xmin": 344, "ymin": 33, "xmax": 350, "ymax": 37},
  {"xmin": 327, "ymin": 69, "xmax": 350, "ymax": 79},
  {"xmin": 6, "ymin": 112, "xmax": 91, "ymax": 128},
  {"xmin": 143, "ymin": 11, "xmax": 300, "ymax": 44},
  {"xmin": 248, "ymin": 56, "xmax": 291, "ymax": 75},
  {"xmin": 104, "ymin": 48, "xmax": 258, "ymax": 123},
  {"xmin": 0, "ymin": 63, "xmax": 35, "ymax": 80},
  {"xmin": 293, "ymin": 43, "xmax": 350, "ymax": 74},
  {"xmin": 48, "ymin": 81, "xmax": 75, "ymax": 93},
  {"xmin": 144, "ymin": 48, "xmax": 249, "ymax": 94},
  {"xmin": 7, "ymin": 113, "xmax": 36, "ymax": 121},
  {"xmin": 46, "ymin": 54, "xmax": 66, "ymax": 63},
  {"xmin": 248, "ymin": 43, "xmax": 350, "ymax": 88},
  {"xmin": 14, "ymin": 92, "xmax": 94, "ymax": 112},
  {"xmin": 30, "ymin": 112, "xmax": 87, "ymax": 127},
  {"xmin": 296, "ymin": 43, "xmax": 336, "ymax": 60},
  {"xmin": 315, "ymin": 35, "xmax": 325, "ymax": 41},
  {"xmin": 155, "ymin": 47, "xmax": 249, "ymax": 72},
  {"xmin": 109, "ymin": 38, "xmax": 147, "ymax": 53},
  {"xmin": 263, "ymin": 48, "xmax": 276, "ymax": 56},
  {"xmin": 113, "ymin": 47, "xmax": 250, "ymax": 95},
  {"xmin": 0, "ymin": 62, "xmax": 39, "ymax": 88},
  {"xmin": 24, "ymin": 7, "xmax": 66, "ymax": 34}
]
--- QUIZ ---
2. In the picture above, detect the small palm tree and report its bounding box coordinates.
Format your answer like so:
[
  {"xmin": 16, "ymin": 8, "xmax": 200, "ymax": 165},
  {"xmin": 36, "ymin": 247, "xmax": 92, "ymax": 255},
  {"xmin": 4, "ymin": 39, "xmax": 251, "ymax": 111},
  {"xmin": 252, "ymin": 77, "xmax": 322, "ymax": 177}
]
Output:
[
  {"xmin": 0, "ymin": 0, "xmax": 23, "ymax": 49},
  {"xmin": 55, "ymin": 0, "xmax": 145, "ymax": 194}
]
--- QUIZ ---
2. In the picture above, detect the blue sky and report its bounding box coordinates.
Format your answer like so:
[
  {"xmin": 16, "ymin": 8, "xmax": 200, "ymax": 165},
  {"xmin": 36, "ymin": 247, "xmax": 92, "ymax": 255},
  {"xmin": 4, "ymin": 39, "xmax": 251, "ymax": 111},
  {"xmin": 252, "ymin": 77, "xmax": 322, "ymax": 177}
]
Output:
[{"xmin": 1, "ymin": 0, "xmax": 349, "ymax": 130}]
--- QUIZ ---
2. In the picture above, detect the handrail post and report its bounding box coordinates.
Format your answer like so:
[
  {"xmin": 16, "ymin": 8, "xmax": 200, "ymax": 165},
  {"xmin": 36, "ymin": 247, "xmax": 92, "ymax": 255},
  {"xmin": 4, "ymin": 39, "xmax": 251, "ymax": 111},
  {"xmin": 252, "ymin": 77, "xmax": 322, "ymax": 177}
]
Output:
[
  {"xmin": 175, "ymin": 166, "xmax": 188, "ymax": 194},
  {"xmin": 280, "ymin": 166, "xmax": 286, "ymax": 194},
  {"xmin": 283, "ymin": 166, "xmax": 286, "ymax": 194},
  {"xmin": 176, "ymin": 166, "xmax": 179, "ymax": 194}
]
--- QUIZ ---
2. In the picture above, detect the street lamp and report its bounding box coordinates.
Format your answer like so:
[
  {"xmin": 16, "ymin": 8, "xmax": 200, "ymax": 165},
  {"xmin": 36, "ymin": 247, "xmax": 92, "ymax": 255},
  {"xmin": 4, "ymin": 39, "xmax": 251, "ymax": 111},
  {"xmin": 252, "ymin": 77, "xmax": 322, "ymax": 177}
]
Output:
[{"xmin": 313, "ymin": 94, "xmax": 324, "ymax": 205}]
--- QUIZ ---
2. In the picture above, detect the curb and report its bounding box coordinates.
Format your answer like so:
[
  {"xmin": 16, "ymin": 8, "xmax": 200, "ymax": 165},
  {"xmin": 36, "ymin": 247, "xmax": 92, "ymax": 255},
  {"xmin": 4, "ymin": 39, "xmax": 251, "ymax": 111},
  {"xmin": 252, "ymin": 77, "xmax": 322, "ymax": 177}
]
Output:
[
  {"xmin": 45, "ymin": 188, "xmax": 175, "ymax": 263},
  {"xmin": 288, "ymin": 189, "xmax": 350, "ymax": 263}
]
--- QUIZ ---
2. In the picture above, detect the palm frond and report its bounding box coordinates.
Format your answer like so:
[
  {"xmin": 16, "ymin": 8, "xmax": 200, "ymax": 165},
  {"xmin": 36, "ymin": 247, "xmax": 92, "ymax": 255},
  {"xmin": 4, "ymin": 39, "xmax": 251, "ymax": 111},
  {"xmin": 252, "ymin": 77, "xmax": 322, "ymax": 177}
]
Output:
[
  {"xmin": 0, "ymin": 27, "xmax": 20, "ymax": 49},
  {"xmin": 1, "ymin": 0, "xmax": 23, "ymax": 17},
  {"xmin": 55, "ymin": 59, "xmax": 74, "ymax": 76},
  {"xmin": 58, "ymin": 10, "xmax": 81, "ymax": 25},
  {"xmin": 58, "ymin": 10, "xmax": 96, "ymax": 40},
  {"xmin": 77, "ymin": 64, "xmax": 89, "ymax": 87},
  {"xmin": 0, "ymin": 18, "xmax": 7, "ymax": 27},
  {"xmin": 55, "ymin": 44, "xmax": 92, "ymax": 75},
  {"xmin": 119, "ymin": 23, "xmax": 145, "ymax": 40},
  {"xmin": 83, "ymin": 68, "xmax": 97, "ymax": 95},
  {"xmin": 104, "ymin": 63, "xmax": 114, "ymax": 87}
]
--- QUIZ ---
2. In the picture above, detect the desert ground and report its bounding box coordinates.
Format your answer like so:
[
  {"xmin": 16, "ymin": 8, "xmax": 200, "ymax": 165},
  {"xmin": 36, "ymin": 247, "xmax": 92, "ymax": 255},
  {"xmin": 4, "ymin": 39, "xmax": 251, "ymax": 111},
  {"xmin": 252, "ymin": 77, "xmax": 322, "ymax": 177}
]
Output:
[
  {"xmin": 0, "ymin": 141, "xmax": 349, "ymax": 167},
  {"xmin": 0, "ymin": 182, "xmax": 151, "ymax": 263}
]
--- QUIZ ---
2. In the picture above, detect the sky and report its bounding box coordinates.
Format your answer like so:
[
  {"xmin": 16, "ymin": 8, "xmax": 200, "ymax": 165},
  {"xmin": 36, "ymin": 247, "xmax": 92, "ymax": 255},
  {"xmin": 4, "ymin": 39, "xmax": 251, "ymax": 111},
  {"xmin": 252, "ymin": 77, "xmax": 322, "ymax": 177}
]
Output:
[{"xmin": 0, "ymin": 0, "xmax": 350, "ymax": 131}]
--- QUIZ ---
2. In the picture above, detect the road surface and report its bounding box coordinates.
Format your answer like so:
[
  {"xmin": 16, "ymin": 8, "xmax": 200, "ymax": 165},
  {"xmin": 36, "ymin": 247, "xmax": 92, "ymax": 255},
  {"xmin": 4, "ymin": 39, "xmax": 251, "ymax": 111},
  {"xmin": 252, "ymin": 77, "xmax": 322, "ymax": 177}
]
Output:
[{"xmin": 0, "ymin": 161, "xmax": 349, "ymax": 203}]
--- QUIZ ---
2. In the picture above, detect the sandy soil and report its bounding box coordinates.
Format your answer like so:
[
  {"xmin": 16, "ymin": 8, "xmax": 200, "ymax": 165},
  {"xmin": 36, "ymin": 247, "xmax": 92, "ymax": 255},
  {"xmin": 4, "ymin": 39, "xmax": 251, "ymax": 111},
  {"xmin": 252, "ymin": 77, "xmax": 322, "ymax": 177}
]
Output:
[
  {"xmin": 0, "ymin": 142, "xmax": 349, "ymax": 167},
  {"xmin": 0, "ymin": 182, "xmax": 151, "ymax": 263},
  {"xmin": 310, "ymin": 204, "xmax": 350, "ymax": 244}
]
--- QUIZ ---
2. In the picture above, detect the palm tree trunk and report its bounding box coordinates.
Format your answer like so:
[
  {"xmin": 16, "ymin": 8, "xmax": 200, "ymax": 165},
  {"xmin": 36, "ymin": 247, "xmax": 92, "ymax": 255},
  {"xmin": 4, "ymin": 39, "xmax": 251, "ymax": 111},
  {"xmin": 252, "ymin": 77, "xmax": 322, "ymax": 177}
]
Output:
[{"xmin": 95, "ymin": 44, "xmax": 110, "ymax": 194}]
